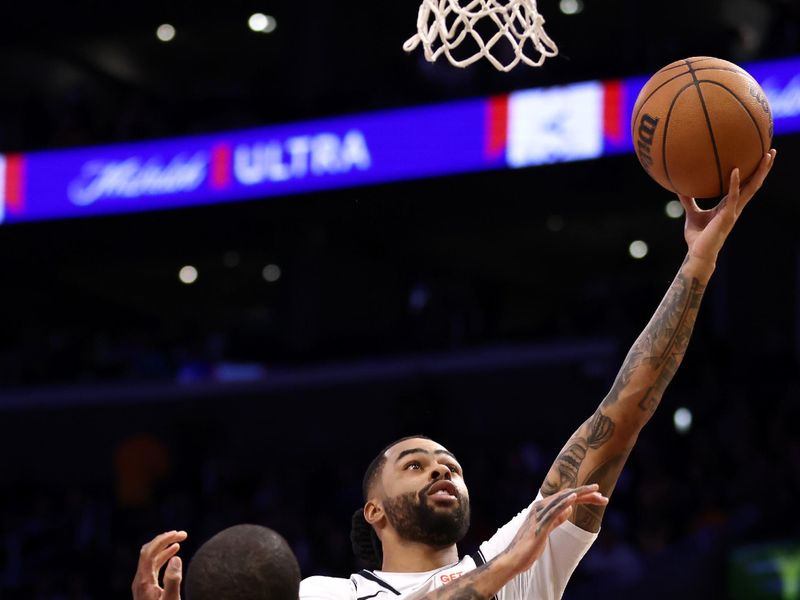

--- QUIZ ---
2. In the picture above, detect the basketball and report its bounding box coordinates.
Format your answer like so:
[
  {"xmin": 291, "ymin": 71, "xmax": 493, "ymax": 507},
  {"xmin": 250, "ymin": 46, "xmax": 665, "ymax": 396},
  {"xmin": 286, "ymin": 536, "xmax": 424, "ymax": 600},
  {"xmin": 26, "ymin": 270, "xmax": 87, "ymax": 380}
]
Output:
[{"xmin": 631, "ymin": 57, "xmax": 773, "ymax": 198}]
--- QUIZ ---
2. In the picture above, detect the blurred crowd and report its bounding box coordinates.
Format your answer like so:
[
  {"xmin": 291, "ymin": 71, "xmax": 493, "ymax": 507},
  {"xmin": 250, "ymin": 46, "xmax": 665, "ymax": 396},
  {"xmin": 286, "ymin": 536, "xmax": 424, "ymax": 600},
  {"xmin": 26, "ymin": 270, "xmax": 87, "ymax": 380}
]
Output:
[
  {"xmin": 2, "ymin": 371, "xmax": 798, "ymax": 600},
  {"xmin": 1, "ymin": 3, "xmax": 799, "ymax": 597}
]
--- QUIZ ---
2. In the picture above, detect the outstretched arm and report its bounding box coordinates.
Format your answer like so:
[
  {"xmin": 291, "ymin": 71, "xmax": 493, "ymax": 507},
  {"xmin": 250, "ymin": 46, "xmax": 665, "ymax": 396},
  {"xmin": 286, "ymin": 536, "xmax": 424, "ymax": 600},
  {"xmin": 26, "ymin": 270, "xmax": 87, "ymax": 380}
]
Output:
[
  {"xmin": 541, "ymin": 150, "xmax": 777, "ymax": 532},
  {"xmin": 415, "ymin": 487, "xmax": 608, "ymax": 600}
]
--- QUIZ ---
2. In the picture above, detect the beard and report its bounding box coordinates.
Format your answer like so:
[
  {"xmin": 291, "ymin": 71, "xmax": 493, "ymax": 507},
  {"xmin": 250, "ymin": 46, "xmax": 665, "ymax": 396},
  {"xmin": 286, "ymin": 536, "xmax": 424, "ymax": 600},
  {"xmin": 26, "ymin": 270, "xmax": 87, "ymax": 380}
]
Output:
[{"xmin": 382, "ymin": 484, "xmax": 470, "ymax": 548}]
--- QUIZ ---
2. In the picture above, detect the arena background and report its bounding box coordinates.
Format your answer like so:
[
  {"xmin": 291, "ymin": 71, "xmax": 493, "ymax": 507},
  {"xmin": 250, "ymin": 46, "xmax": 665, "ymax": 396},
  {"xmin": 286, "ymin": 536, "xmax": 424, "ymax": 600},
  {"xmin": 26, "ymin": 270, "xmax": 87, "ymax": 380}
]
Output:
[{"xmin": 1, "ymin": 1, "xmax": 799, "ymax": 598}]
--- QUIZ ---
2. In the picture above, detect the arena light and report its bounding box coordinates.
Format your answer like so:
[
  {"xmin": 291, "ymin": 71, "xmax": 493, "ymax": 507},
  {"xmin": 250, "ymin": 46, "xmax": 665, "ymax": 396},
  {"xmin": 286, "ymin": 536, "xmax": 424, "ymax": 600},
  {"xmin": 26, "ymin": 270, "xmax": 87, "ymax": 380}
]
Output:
[
  {"xmin": 157, "ymin": 24, "xmax": 176, "ymax": 42},
  {"xmin": 629, "ymin": 240, "xmax": 648, "ymax": 259},
  {"xmin": 179, "ymin": 265, "xmax": 198, "ymax": 284},
  {"xmin": 248, "ymin": 13, "xmax": 276, "ymax": 33},
  {"xmin": 673, "ymin": 407, "xmax": 693, "ymax": 434},
  {"xmin": 665, "ymin": 200, "xmax": 684, "ymax": 219},
  {"xmin": 559, "ymin": 0, "xmax": 583, "ymax": 15},
  {"xmin": 262, "ymin": 264, "xmax": 281, "ymax": 282}
]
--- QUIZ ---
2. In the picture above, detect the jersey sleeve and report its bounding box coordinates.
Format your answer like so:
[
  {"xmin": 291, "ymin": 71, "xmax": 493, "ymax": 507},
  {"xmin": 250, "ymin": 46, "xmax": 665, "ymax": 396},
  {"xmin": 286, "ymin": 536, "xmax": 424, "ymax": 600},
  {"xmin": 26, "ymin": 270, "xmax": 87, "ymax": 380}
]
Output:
[
  {"xmin": 476, "ymin": 495, "xmax": 598, "ymax": 600},
  {"xmin": 300, "ymin": 576, "xmax": 356, "ymax": 600}
]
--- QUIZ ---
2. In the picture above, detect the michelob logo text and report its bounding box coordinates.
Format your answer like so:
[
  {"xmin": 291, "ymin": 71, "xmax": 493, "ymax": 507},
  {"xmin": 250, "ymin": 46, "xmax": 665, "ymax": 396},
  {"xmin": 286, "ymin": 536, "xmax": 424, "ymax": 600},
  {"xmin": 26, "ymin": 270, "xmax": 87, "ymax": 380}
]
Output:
[{"xmin": 68, "ymin": 152, "xmax": 208, "ymax": 206}]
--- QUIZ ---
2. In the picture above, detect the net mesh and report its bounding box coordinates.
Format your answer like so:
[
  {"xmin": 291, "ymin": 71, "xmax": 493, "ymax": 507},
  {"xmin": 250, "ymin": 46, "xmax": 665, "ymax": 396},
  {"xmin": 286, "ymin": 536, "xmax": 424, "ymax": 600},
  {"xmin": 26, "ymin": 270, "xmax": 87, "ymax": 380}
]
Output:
[{"xmin": 403, "ymin": 0, "xmax": 558, "ymax": 72}]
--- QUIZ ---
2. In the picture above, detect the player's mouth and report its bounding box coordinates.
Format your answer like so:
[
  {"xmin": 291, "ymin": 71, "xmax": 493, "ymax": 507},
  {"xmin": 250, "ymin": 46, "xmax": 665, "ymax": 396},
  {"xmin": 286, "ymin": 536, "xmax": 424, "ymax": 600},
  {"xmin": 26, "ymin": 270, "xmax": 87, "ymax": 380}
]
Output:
[{"xmin": 426, "ymin": 480, "xmax": 459, "ymax": 502}]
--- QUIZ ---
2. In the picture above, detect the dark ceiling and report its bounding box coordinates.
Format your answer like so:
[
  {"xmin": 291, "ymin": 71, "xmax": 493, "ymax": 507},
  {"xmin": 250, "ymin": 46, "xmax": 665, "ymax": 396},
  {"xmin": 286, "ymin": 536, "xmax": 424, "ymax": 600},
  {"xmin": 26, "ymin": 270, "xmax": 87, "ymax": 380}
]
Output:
[
  {"xmin": 1, "ymin": 0, "xmax": 797, "ymax": 151},
  {"xmin": 0, "ymin": 0, "xmax": 797, "ymax": 391}
]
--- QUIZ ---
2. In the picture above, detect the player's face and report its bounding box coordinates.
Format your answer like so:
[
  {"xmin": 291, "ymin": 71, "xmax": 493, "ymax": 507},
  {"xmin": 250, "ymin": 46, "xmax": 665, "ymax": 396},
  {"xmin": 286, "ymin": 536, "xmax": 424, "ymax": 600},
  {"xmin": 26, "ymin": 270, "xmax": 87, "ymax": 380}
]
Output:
[{"xmin": 378, "ymin": 438, "xmax": 470, "ymax": 547}]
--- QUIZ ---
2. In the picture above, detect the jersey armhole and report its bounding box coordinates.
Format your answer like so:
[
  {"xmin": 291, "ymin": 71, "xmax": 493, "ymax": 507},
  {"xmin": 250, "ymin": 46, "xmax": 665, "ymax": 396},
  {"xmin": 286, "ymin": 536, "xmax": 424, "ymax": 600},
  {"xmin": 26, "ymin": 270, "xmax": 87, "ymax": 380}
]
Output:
[{"xmin": 469, "ymin": 550, "xmax": 499, "ymax": 600}]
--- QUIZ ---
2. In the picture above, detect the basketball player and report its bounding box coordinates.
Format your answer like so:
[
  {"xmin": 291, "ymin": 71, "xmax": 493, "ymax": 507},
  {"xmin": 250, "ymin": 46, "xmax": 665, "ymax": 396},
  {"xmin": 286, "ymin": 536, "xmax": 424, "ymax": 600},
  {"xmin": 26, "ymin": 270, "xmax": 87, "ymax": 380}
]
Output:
[
  {"xmin": 301, "ymin": 150, "xmax": 777, "ymax": 600},
  {"xmin": 133, "ymin": 488, "xmax": 599, "ymax": 600},
  {"xmin": 132, "ymin": 524, "xmax": 301, "ymax": 600},
  {"xmin": 134, "ymin": 152, "xmax": 776, "ymax": 600}
]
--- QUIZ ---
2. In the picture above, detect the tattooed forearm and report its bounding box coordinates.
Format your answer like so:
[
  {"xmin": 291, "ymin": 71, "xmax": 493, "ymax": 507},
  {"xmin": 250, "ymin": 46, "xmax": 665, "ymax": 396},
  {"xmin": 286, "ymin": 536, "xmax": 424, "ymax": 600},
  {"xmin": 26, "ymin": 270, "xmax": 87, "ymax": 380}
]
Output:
[
  {"xmin": 534, "ymin": 488, "xmax": 583, "ymax": 529},
  {"xmin": 571, "ymin": 452, "xmax": 629, "ymax": 532},
  {"xmin": 574, "ymin": 503, "xmax": 605, "ymax": 533},
  {"xmin": 423, "ymin": 557, "xmax": 513, "ymax": 600},
  {"xmin": 541, "ymin": 441, "xmax": 586, "ymax": 495},
  {"xmin": 542, "ymin": 258, "xmax": 708, "ymax": 532},
  {"xmin": 426, "ymin": 565, "xmax": 491, "ymax": 600},
  {"xmin": 541, "ymin": 410, "xmax": 616, "ymax": 496},
  {"xmin": 587, "ymin": 411, "xmax": 615, "ymax": 448},
  {"xmin": 602, "ymin": 268, "xmax": 706, "ymax": 417},
  {"xmin": 433, "ymin": 586, "xmax": 486, "ymax": 600}
]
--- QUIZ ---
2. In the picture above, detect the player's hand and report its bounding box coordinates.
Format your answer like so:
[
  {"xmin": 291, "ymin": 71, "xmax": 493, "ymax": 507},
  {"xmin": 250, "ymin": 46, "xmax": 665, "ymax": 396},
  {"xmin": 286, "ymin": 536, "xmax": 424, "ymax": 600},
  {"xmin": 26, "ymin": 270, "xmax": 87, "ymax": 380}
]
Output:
[
  {"xmin": 678, "ymin": 149, "xmax": 776, "ymax": 263},
  {"xmin": 500, "ymin": 484, "xmax": 608, "ymax": 575},
  {"xmin": 132, "ymin": 530, "xmax": 187, "ymax": 600}
]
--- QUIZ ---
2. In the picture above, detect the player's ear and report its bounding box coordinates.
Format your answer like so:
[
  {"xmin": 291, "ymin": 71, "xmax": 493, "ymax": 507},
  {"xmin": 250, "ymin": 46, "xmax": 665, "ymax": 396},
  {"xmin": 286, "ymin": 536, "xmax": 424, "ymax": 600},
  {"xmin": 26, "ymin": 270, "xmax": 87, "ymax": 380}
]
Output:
[{"xmin": 364, "ymin": 500, "xmax": 384, "ymax": 526}]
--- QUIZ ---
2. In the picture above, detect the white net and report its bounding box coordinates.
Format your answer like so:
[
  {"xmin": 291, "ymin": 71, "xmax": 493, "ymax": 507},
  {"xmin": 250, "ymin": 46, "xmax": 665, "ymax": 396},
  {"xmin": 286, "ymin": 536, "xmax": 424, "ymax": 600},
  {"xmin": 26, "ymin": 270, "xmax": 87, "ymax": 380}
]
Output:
[{"xmin": 403, "ymin": 0, "xmax": 558, "ymax": 72}]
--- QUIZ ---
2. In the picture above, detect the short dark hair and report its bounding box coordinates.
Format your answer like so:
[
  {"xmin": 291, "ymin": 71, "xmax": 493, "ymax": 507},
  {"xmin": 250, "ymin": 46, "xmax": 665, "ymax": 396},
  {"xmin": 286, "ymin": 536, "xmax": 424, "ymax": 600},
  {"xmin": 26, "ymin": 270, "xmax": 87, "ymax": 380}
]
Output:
[
  {"xmin": 186, "ymin": 524, "xmax": 301, "ymax": 600},
  {"xmin": 352, "ymin": 435, "xmax": 432, "ymax": 569},
  {"xmin": 361, "ymin": 434, "xmax": 432, "ymax": 501}
]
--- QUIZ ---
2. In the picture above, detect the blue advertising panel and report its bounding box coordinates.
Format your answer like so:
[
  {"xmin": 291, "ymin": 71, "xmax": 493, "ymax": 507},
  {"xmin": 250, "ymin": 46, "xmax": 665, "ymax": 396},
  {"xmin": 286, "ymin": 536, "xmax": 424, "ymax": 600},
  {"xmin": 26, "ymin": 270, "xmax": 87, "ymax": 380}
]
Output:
[
  {"xmin": 1, "ymin": 55, "xmax": 799, "ymax": 225},
  {"xmin": 0, "ymin": 99, "xmax": 502, "ymax": 224},
  {"xmin": 746, "ymin": 56, "xmax": 800, "ymax": 136},
  {"xmin": 605, "ymin": 55, "xmax": 800, "ymax": 156}
]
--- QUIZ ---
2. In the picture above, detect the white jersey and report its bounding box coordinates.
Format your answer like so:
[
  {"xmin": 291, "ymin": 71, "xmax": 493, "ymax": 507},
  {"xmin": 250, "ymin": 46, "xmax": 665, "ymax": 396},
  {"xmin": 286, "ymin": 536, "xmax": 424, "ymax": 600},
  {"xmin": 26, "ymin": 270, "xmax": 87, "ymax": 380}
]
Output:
[{"xmin": 301, "ymin": 497, "xmax": 597, "ymax": 600}]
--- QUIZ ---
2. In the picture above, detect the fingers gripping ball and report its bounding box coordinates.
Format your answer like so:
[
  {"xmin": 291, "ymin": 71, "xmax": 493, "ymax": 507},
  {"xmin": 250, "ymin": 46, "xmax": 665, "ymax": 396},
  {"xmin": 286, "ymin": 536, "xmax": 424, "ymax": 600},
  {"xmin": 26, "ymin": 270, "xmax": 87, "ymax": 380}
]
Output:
[{"xmin": 631, "ymin": 57, "xmax": 773, "ymax": 198}]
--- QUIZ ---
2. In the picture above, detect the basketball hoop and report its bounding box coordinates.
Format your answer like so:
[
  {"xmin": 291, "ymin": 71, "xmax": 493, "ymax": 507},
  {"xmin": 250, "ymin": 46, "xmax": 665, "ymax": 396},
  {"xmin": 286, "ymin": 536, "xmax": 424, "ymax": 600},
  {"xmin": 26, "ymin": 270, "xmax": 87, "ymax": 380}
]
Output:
[{"xmin": 403, "ymin": 0, "xmax": 558, "ymax": 72}]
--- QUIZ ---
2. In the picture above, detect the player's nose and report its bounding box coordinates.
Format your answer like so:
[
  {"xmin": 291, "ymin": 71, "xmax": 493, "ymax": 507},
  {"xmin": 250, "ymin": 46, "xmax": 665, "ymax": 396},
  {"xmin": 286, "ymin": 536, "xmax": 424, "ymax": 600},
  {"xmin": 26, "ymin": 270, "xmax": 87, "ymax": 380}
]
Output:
[{"xmin": 430, "ymin": 466, "xmax": 452, "ymax": 481}]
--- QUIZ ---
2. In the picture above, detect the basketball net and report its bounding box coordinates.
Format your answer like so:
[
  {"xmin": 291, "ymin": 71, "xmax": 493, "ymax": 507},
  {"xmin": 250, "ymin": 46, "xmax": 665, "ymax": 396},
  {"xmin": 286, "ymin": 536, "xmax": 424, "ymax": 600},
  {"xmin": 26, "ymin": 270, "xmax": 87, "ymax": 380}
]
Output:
[{"xmin": 403, "ymin": 0, "xmax": 558, "ymax": 72}]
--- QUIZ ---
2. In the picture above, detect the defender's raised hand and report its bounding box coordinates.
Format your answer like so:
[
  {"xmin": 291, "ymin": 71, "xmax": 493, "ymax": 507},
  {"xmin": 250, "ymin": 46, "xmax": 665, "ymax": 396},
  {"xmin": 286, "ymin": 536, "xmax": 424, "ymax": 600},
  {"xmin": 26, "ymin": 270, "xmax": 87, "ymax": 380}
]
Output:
[{"xmin": 132, "ymin": 530, "xmax": 187, "ymax": 600}]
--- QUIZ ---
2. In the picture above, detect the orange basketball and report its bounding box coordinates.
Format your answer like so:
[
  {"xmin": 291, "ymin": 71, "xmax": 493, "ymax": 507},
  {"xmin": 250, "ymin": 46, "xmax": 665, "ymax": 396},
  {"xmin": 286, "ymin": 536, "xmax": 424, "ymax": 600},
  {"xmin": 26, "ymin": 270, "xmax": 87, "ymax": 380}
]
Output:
[{"xmin": 631, "ymin": 57, "xmax": 773, "ymax": 198}]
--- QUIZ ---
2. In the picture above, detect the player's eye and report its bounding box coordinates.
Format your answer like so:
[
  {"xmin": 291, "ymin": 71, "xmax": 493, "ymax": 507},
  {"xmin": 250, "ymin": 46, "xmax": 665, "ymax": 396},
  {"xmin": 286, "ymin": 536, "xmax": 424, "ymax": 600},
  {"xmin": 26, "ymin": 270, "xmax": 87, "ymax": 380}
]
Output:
[
  {"xmin": 404, "ymin": 460, "xmax": 422, "ymax": 470},
  {"xmin": 446, "ymin": 464, "xmax": 460, "ymax": 474}
]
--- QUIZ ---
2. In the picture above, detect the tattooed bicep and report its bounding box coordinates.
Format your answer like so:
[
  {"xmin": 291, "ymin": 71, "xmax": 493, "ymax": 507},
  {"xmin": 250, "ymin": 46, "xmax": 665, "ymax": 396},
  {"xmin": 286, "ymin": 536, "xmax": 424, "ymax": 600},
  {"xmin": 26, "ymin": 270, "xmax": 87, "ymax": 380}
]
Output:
[{"xmin": 541, "ymin": 410, "xmax": 617, "ymax": 497}]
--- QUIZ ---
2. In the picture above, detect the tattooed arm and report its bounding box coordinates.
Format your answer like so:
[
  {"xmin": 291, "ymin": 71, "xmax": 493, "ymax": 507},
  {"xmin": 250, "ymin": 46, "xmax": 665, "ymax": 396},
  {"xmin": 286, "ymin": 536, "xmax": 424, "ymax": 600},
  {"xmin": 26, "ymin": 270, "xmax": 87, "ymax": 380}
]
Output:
[
  {"xmin": 541, "ymin": 151, "xmax": 776, "ymax": 533},
  {"xmin": 541, "ymin": 257, "xmax": 706, "ymax": 532},
  {"xmin": 416, "ymin": 487, "xmax": 608, "ymax": 600}
]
